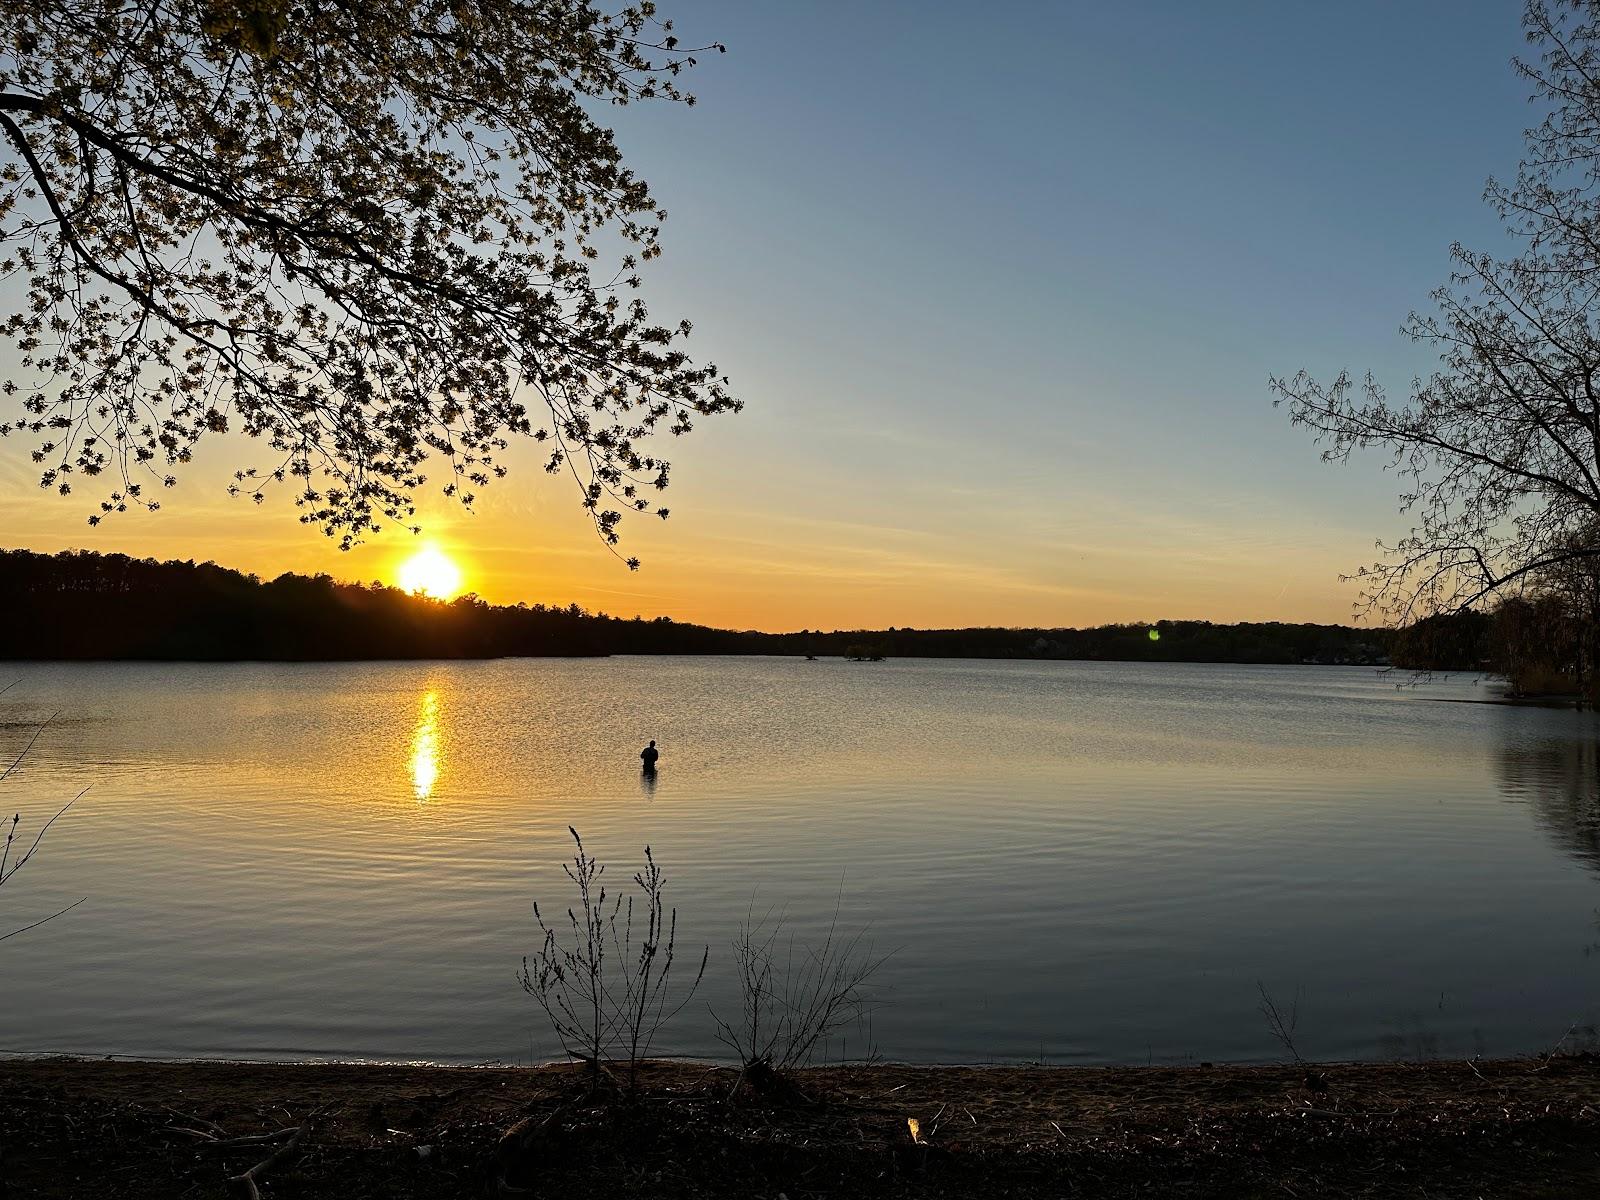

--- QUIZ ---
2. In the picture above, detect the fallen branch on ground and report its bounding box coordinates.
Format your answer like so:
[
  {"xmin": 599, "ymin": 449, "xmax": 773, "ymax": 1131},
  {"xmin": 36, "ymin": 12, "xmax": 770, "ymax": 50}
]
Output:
[
  {"xmin": 225, "ymin": 1116, "xmax": 314, "ymax": 1199},
  {"xmin": 203, "ymin": 1127, "xmax": 301, "ymax": 1153}
]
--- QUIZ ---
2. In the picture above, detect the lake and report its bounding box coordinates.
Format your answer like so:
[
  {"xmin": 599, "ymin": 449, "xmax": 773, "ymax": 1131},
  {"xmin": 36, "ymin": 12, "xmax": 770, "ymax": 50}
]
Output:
[{"xmin": 3, "ymin": 657, "xmax": 1600, "ymax": 1067}]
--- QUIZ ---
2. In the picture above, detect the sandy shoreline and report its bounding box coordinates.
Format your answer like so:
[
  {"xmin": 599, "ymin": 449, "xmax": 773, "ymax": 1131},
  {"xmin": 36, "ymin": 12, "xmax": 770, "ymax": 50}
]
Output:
[{"xmin": 4, "ymin": 1055, "xmax": 1599, "ymax": 1197}]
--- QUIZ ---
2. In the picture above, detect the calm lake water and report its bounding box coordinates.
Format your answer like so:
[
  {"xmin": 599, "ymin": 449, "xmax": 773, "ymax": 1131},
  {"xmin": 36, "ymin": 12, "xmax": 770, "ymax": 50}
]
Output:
[{"xmin": 4, "ymin": 657, "xmax": 1600, "ymax": 1066}]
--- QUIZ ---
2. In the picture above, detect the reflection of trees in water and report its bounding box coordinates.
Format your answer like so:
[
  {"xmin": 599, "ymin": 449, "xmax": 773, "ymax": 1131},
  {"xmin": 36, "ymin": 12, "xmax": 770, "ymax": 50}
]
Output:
[
  {"xmin": 1377, "ymin": 1012, "xmax": 1442, "ymax": 1063},
  {"xmin": 1496, "ymin": 736, "xmax": 1600, "ymax": 870},
  {"xmin": 1374, "ymin": 1012, "xmax": 1489, "ymax": 1063}
]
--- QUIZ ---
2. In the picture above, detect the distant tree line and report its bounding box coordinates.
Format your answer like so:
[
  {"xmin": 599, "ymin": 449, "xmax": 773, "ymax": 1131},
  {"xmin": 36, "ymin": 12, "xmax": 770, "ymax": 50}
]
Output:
[{"xmin": 0, "ymin": 548, "xmax": 1394, "ymax": 665}]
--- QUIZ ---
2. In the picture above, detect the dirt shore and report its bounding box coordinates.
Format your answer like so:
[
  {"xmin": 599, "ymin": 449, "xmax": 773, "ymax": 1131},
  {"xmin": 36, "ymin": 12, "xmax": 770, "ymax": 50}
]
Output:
[{"xmin": 2, "ymin": 1055, "xmax": 1599, "ymax": 1198}]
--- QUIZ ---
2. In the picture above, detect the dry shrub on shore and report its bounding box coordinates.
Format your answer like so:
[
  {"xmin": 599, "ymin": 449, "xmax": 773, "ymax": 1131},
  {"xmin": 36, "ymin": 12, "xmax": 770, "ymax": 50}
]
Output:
[
  {"xmin": 1257, "ymin": 981, "xmax": 1307, "ymax": 1066},
  {"xmin": 519, "ymin": 827, "xmax": 706, "ymax": 1090},
  {"xmin": 711, "ymin": 900, "xmax": 887, "ymax": 1097}
]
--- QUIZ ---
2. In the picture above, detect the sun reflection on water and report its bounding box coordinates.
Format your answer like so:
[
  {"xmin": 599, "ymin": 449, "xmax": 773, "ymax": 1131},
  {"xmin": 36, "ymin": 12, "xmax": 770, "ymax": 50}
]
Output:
[{"xmin": 410, "ymin": 690, "xmax": 441, "ymax": 801}]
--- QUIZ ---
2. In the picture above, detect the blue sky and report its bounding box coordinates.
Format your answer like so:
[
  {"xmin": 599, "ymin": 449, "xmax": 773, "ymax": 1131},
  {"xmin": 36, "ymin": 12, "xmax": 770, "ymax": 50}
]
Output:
[
  {"xmin": 597, "ymin": 0, "xmax": 1534, "ymax": 625},
  {"xmin": 1, "ymin": 2, "xmax": 1544, "ymax": 628}
]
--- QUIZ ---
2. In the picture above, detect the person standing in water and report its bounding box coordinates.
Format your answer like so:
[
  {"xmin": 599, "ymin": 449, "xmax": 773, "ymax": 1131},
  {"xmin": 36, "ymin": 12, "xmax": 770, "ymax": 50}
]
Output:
[{"xmin": 640, "ymin": 739, "xmax": 659, "ymax": 772}]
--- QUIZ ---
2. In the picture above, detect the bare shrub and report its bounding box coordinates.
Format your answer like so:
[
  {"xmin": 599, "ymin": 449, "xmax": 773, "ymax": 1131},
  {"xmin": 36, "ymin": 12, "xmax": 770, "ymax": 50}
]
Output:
[
  {"xmin": 1257, "ymin": 981, "xmax": 1306, "ymax": 1065},
  {"xmin": 519, "ymin": 827, "xmax": 706, "ymax": 1089},
  {"xmin": 712, "ymin": 899, "xmax": 887, "ymax": 1094}
]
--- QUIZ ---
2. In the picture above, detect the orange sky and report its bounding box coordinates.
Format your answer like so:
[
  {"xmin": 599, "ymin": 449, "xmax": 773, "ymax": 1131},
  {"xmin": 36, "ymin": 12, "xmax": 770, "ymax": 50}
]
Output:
[{"xmin": 0, "ymin": 421, "xmax": 1375, "ymax": 632}]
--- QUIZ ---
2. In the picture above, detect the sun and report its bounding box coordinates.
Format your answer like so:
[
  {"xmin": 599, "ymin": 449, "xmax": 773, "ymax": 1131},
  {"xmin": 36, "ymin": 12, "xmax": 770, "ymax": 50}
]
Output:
[{"xmin": 398, "ymin": 545, "xmax": 463, "ymax": 600}]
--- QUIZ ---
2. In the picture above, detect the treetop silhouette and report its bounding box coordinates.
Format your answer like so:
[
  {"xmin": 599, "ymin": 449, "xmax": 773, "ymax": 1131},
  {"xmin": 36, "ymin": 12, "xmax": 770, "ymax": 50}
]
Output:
[{"xmin": 0, "ymin": 0, "xmax": 739, "ymax": 560}]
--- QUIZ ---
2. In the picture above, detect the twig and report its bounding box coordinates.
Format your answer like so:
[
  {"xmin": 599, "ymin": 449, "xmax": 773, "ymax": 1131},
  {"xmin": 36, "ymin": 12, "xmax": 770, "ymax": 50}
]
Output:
[
  {"xmin": 160, "ymin": 1106, "xmax": 228, "ymax": 1136},
  {"xmin": 203, "ymin": 1127, "xmax": 300, "ymax": 1153},
  {"xmin": 1538, "ymin": 1023, "xmax": 1579, "ymax": 1068},
  {"xmin": 225, "ymin": 1119, "xmax": 311, "ymax": 1199},
  {"xmin": 1291, "ymin": 1105, "xmax": 1399, "ymax": 1118},
  {"xmin": 161, "ymin": 1107, "xmax": 230, "ymax": 1139},
  {"xmin": 2, "ymin": 787, "xmax": 87, "ymax": 890},
  {"xmin": 0, "ymin": 895, "xmax": 86, "ymax": 943},
  {"xmin": 0, "ymin": 709, "xmax": 57, "ymax": 788}
]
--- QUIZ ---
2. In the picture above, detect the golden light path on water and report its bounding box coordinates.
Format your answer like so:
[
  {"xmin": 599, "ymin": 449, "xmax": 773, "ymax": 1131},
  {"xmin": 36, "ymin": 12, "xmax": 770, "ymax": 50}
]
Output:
[{"xmin": 410, "ymin": 690, "xmax": 441, "ymax": 801}]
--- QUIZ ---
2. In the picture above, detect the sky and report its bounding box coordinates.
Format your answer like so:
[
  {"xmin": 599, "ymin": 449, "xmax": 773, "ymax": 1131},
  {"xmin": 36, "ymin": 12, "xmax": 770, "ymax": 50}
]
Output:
[{"xmin": 0, "ymin": 1, "xmax": 1540, "ymax": 630}]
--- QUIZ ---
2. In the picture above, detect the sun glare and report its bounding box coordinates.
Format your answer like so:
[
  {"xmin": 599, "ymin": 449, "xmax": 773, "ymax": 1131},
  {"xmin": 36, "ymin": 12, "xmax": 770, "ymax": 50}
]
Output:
[{"xmin": 398, "ymin": 545, "xmax": 463, "ymax": 599}]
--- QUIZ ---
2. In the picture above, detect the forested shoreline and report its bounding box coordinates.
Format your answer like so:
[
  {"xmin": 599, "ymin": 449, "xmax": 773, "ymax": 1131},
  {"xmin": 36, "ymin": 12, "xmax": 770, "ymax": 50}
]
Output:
[{"xmin": 0, "ymin": 548, "xmax": 1391, "ymax": 665}]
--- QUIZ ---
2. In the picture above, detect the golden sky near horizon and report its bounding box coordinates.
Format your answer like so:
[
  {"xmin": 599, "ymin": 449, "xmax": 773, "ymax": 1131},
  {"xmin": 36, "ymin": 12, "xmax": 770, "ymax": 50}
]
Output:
[{"xmin": 0, "ymin": 417, "xmax": 1377, "ymax": 632}]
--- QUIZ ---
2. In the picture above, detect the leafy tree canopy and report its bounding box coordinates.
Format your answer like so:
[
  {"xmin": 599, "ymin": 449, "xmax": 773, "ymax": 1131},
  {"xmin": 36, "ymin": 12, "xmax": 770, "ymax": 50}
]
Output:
[{"xmin": 0, "ymin": 0, "xmax": 739, "ymax": 560}]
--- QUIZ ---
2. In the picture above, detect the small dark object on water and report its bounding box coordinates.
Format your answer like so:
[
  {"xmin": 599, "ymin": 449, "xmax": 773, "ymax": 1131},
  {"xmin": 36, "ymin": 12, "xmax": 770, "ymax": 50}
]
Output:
[{"xmin": 640, "ymin": 739, "xmax": 659, "ymax": 773}]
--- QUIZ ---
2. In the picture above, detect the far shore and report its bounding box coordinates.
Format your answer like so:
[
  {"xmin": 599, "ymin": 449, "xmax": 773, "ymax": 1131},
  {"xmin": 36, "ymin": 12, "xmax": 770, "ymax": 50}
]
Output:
[{"xmin": 4, "ymin": 1055, "xmax": 1598, "ymax": 1198}]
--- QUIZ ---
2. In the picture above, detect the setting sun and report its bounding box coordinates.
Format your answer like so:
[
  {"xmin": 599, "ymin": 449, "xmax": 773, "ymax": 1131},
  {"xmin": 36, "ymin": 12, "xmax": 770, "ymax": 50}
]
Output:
[{"xmin": 397, "ymin": 545, "xmax": 463, "ymax": 600}]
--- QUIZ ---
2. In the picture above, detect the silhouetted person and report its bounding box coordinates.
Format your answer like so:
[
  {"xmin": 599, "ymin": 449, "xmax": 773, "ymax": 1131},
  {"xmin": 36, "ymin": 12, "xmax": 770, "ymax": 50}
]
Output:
[{"xmin": 640, "ymin": 739, "xmax": 659, "ymax": 773}]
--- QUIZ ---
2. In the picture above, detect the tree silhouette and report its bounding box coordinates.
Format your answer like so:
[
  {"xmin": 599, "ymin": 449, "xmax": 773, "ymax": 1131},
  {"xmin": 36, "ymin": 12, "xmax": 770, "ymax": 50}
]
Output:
[
  {"xmin": 0, "ymin": 0, "xmax": 739, "ymax": 560},
  {"xmin": 0, "ymin": 547, "xmax": 1394, "ymax": 664},
  {"xmin": 1274, "ymin": 1, "xmax": 1600, "ymax": 623}
]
